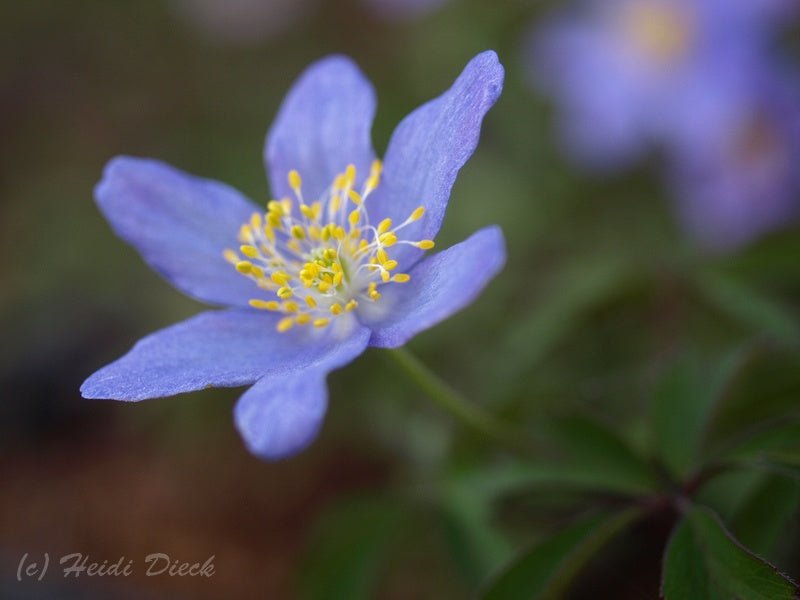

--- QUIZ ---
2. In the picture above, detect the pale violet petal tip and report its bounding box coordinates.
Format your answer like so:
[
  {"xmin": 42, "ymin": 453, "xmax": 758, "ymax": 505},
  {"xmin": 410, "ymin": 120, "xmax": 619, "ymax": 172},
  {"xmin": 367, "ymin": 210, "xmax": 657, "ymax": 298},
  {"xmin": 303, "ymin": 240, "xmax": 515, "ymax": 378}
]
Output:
[
  {"xmin": 265, "ymin": 55, "xmax": 377, "ymax": 201},
  {"xmin": 233, "ymin": 322, "xmax": 371, "ymax": 460},
  {"xmin": 80, "ymin": 310, "xmax": 370, "ymax": 403},
  {"xmin": 368, "ymin": 51, "xmax": 504, "ymax": 267},
  {"xmin": 80, "ymin": 310, "xmax": 279, "ymax": 401},
  {"xmin": 95, "ymin": 156, "xmax": 258, "ymax": 308},
  {"xmin": 365, "ymin": 225, "xmax": 506, "ymax": 348}
]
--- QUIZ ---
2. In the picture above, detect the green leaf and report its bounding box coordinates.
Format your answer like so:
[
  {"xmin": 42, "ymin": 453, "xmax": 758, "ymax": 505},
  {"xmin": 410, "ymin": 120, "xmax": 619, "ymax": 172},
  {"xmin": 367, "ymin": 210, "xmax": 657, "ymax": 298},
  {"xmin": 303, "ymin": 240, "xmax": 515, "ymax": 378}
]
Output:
[
  {"xmin": 299, "ymin": 496, "xmax": 407, "ymax": 600},
  {"xmin": 724, "ymin": 420, "xmax": 800, "ymax": 466},
  {"xmin": 662, "ymin": 506, "xmax": 799, "ymax": 600},
  {"xmin": 481, "ymin": 508, "xmax": 641, "ymax": 600},
  {"xmin": 544, "ymin": 417, "xmax": 660, "ymax": 495},
  {"xmin": 662, "ymin": 514, "xmax": 717, "ymax": 599},
  {"xmin": 442, "ymin": 467, "xmax": 524, "ymax": 583},
  {"xmin": 492, "ymin": 256, "xmax": 639, "ymax": 396},
  {"xmin": 732, "ymin": 475, "xmax": 800, "ymax": 556},
  {"xmin": 651, "ymin": 349, "xmax": 748, "ymax": 478},
  {"xmin": 702, "ymin": 350, "xmax": 800, "ymax": 450},
  {"xmin": 693, "ymin": 269, "xmax": 800, "ymax": 345}
]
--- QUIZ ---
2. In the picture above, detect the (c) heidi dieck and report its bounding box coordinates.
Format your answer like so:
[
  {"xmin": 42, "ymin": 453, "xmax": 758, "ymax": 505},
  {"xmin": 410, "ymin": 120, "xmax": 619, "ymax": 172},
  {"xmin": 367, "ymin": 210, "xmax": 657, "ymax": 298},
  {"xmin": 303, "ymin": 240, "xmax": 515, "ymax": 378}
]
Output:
[{"xmin": 81, "ymin": 51, "xmax": 506, "ymax": 460}]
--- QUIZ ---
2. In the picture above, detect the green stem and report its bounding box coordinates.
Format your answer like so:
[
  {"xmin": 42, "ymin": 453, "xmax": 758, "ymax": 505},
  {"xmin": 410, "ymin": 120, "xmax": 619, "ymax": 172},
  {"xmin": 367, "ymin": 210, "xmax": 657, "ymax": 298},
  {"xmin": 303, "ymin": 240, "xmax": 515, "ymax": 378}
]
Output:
[{"xmin": 387, "ymin": 347, "xmax": 525, "ymax": 452}]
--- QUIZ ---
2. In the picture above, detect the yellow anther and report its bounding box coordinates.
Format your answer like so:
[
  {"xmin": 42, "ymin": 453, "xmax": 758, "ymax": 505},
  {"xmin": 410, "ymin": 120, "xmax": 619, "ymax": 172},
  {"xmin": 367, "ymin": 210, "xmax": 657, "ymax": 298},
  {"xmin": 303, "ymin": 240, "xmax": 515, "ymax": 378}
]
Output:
[
  {"xmin": 308, "ymin": 225, "xmax": 321, "ymax": 240},
  {"xmin": 379, "ymin": 232, "xmax": 398, "ymax": 247},
  {"xmin": 321, "ymin": 224, "xmax": 332, "ymax": 241},
  {"xmin": 364, "ymin": 175, "xmax": 379, "ymax": 194},
  {"xmin": 333, "ymin": 271, "xmax": 343, "ymax": 286},
  {"xmin": 410, "ymin": 206, "xmax": 425, "ymax": 221},
  {"xmin": 348, "ymin": 189, "xmax": 363, "ymax": 205},
  {"xmin": 417, "ymin": 240, "xmax": 435, "ymax": 250},
  {"xmin": 250, "ymin": 265, "xmax": 265, "ymax": 279},
  {"xmin": 392, "ymin": 273, "xmax": 411, "ymax": 283},
  {"xmin": 333, "ymin": 226, "xmax": 346, "ymax": 241},
  {"xmin": 291, "ymin": 225, "xmax": 306, "ymax": 239},
  {"xmin": 271, "ymin": 271, "xmax": 291, "ymax": 286},
  {"xmin": 330, "ymin": 303, "xmax": 343, "ymax": 315},
  {"xmin": 300, "ymin": 204, "xmax": 316, "ymax": 219},
  {"xmin": 295, "ymin": 313, "xmax": 311, "ymax": 325},
  {"xmin": 288, "ymin": 170, "xmax": 302, "ymax": 193},
  {"xmin": 371, "ymin": 159, "xmax": 383, "ymax": 176},
  {"xmin": 305, "ymin": 296, "xmax": 317, "ymax": 308},
  {"xmin": 267, "ymin": 199, "xmax": 283, "ymax": 212},
  {"xmin": 249, "ymin": 299, "xmax": 280, "ymax": 311},
  {"xmin": 369, "ymin": 290, "xmax": 381, "ymax": 301},
  {"xmin": 240, "ymin": 245, "xmax": 259, "ymax": 259},
  {"xmin": 287, "ymin": 239, "xmax": 301, "ymax": 254},
  {"xmin": 239, "ymin": 224, "xmax": 254, "ymax": 243},
  {"xmin": 313, "ymin": 318, "xmax": 330, "ymax": 328},
  {"xmin": 277, "ymin": 317, "xmax": 295, "ymax": 332},
  {"xmin": 267, "ymin": 213, "xmax": 282, "ymax": 228},
  {"xmin": 318, "ymin": 281, "xmax": 332, "ymax": 293},
  {"xmin": 377, "ymin": 218, "xmax": 393, "ymax": 234},
  {"xmin": 281, "ymin": 198, "xmax": 293, "ymax": 213},
  {"xmin": 330, "ymin": 194, "xmax": 342, "ymax": 213},
  {"xmin": 223, "ymin": 249, "xmax": 239, "ymax": 264},
  {"xmin": 344, "ymin": 164, "xmax": 356, "ymax": 185},
  {"xmin": 348, "ymin": 209, "xmax": 361, "ymax": 228},
  {"xmin": 376, "ymin": 248, "xmax": 388, "ymax": 263},
  {"xmin": 383, "ymin": 259, "xmax": 398, "ymax": 271},
  {"xmin": 283, "ymin": 301, "xmax": 299, "ymax": 313},
  {"xmin": 325, "ymin": 248, "xmax": 338, "ymax": 261},
  {"xmin": 263, "ymin": 225, "xmax": 275, "ymax": 242},
  {"xmin": 345, "ymin": 299, "xmax": 358, "ymax": 312},
  {"xmin": 277, "ymin": 286, "xmax": 293, "ymax": 299},
  {"xmin": 236, "ymin": 261, "xmax": 253, "ymax": 274},
  {"xmin": 250, "ymin": 212, "xmax": 263, "ymax": 230},
  {"xmin": 381, "ymin": 270, "xmax": 391, "ymax": 282}
]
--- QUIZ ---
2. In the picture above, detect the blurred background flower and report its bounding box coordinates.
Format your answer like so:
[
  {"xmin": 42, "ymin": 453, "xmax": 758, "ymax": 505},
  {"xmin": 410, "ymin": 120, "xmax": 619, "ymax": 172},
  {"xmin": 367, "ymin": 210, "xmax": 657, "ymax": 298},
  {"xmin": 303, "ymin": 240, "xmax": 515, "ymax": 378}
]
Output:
[{"xmin": 528, "ymin": 0, "xmax": 800, "ymax": 249}]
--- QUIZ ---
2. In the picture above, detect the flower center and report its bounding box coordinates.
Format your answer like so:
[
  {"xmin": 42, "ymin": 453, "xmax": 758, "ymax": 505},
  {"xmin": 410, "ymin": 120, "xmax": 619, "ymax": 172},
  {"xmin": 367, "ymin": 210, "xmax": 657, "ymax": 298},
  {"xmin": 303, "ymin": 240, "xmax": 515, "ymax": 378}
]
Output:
[
  {"xmin": 622, "ymin": 1, "xmax": 693, "ymax": 65},
  {"xmin": 224, "ymin": 160, "xmax": 435, "ymax": 332}
]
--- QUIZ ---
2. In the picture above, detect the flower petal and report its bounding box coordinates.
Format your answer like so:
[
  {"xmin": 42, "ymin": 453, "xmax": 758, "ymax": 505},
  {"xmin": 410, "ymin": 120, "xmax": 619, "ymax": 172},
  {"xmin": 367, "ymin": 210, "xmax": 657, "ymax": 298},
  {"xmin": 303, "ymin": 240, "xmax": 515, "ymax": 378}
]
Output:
[
  {"xmin": 363, "ymin": 226, "xmax": 506, "ymax": 348},
  {"xmin": 95, "ymin": 156, "xmax": 259, "ymax": 307},
  {"xmin": 265, "ymin": 55, "xmax": 377, "ymax": 201},
  {"xmin": 81, "ymin": 309, "xmax": 370, "ymax": 401},
  {"xmin": 368, "ymin": 51, "xmax": 504, "ymax": 266},
  {"xmin": 233, "ymin": 325, "xmax": 369, "ymax": 460}
]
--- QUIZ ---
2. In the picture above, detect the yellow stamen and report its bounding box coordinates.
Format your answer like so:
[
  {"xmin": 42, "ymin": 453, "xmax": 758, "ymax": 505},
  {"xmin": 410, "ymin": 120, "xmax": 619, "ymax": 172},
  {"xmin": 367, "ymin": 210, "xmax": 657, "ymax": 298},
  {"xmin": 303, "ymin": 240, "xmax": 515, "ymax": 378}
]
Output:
[
  {"xmin": 277, "ymin": 317, "xmax": 295, "ymax": 332},
  {"xmin": 288, "ymin": 170, "xmax": 302, "ymax": 193},
  {"xmin": 249, "ymin": 299, "xmax": 280, "ymax": 311},
  {"xmin": 377, "ymin": 218, "xmax": 392, "ymax": 234},
  {"xmin": 236, "ymin": 261, "xmax": 253, "ymax": 274}
]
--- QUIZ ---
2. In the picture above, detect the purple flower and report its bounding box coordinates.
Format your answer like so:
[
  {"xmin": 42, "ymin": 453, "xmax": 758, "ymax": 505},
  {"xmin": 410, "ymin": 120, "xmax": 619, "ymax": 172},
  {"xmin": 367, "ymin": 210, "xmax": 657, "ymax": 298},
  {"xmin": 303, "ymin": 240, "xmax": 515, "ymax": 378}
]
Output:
[
  {"xmin": 669, "ymin": 69, "xmax": 800, "ymax": 250},
  {"xmin": 81, "ymin": 52, "xmax": 506, "ymax": 460},
  {"xmin": 528, "ymin": 0, "xmax": 794, "ymax": 171}
]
